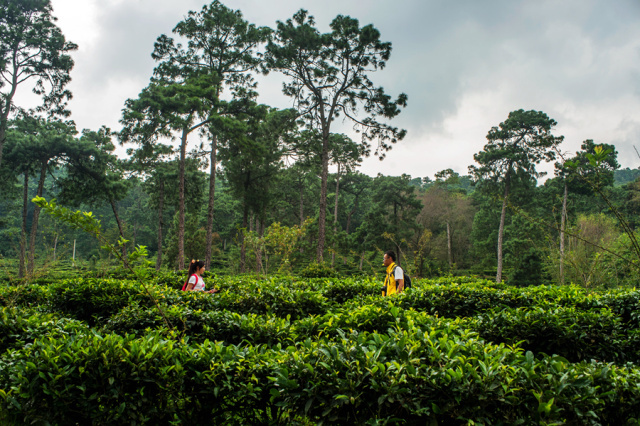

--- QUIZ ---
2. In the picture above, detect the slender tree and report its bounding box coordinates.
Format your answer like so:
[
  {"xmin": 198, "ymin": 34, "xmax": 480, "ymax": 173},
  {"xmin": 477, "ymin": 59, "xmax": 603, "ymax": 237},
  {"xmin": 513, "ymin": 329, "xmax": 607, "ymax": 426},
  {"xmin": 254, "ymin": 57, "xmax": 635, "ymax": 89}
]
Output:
[
  {"xmin": 0, "ymin": 0, "xmax": 76, "ymax": 168},
  {"xmin": 370, "ymin": 174, "xmax": 422, "ymax": 266},
  {"xmin": 266, "ymin": 10, "xmax": 407, "ymax": 262},
  {"xmin": 470, "ymin": 109, "xmax": 563, "ymax": 283},
  {"xmin": 58, "ymin": 127, "xmax": 132, "ymax": 268},
  {"xmin": 2, "ymin": 119, "xmax": 36, "ymax": 277},
  {"xmin": 121, "ymin": 72, "xmax": 218, "ymax": 269},
  {"xmin": 151, "ymin": 0, "xmax": 270, "ymax": 269},
  {"xmin": 218, "ymin": 105, "xmax": 296, "ymax": 272},
  {"xmin": 25, "ymin": 118, "xmax": 75, "ymax": 274},
  {"xmin": 328, "ymin": 133, "xmax": 363, "ymax": 266},
  {"xmin": 126, "ymin": 142, "xmax": 173, "ymax": 270}
]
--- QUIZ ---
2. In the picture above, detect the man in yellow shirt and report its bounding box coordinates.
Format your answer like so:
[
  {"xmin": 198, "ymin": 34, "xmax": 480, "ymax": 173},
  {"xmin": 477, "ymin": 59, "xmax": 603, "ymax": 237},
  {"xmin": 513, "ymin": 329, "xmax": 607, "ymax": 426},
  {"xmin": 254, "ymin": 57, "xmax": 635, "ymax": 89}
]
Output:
[{"xmin": 382, "ymin": 250, "xmax": 404, "ymax": 296}]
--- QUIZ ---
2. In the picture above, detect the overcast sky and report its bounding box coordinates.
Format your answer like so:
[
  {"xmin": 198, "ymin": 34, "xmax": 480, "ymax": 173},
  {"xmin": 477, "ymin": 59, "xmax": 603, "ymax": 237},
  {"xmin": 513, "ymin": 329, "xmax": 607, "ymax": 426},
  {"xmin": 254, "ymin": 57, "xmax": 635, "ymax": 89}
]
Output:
[{"xmin": 28, "ymin": 0, "xmax": 640, "ymax": 181}]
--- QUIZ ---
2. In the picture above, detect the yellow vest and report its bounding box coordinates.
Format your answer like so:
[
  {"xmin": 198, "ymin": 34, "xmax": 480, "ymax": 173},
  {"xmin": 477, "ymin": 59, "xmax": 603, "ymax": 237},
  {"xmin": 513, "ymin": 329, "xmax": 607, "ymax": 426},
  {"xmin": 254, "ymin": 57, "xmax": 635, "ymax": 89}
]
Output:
[{"xmin": 383, "ymin": 262, "xmax": 398, "ymax": 296}]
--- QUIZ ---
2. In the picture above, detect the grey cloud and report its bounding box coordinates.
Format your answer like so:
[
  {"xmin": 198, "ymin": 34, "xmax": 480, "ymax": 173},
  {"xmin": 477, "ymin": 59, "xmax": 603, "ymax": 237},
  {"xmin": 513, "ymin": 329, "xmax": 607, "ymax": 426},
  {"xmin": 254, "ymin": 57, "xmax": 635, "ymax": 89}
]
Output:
[{"xmin": 42, "ymin": 0, "xmax": 640, "ymax": 176}]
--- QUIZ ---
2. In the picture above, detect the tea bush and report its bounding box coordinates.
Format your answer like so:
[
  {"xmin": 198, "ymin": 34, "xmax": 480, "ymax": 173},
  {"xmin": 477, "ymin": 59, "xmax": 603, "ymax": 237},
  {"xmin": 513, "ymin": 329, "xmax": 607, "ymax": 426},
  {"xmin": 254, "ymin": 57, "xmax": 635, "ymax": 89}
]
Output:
[
  {"xmin": 2, "ymin": 323, "xmax": 640, "ymax": 424},
  {"xmin": 472, "ymin": 305, "xmax": 632, "ymax": 363},
  {"xmin": 0, "ymin": 307, "xmax": 89, "ymax": 353},
  {"xmin": 102, "ymin": 303, "xmax": 295, "ymax": 347},
  {"xmin": 2, "ymin": 276, "xmax": 640, "ymax": 423}
]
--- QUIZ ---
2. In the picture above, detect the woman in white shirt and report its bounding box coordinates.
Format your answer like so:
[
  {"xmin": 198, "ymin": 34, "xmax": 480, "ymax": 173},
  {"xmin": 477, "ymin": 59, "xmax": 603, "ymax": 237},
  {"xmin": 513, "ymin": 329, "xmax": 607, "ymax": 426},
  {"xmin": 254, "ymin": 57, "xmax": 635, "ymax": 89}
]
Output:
[{"xmin": 184, "ymin": 259, "xmax": 218, "ymax": 293}]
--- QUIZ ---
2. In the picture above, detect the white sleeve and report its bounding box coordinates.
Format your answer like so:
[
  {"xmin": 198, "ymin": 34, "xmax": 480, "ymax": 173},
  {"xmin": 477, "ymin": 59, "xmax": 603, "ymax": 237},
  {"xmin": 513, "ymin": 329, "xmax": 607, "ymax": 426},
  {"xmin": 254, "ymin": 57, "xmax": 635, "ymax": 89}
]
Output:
[
  {"xmin": 394, "ymin": 266, "xmax": 404, "ymax": 280},
  {"xmin": 188, "ymin": 276, "xmax": 197, "ymax": 285}
]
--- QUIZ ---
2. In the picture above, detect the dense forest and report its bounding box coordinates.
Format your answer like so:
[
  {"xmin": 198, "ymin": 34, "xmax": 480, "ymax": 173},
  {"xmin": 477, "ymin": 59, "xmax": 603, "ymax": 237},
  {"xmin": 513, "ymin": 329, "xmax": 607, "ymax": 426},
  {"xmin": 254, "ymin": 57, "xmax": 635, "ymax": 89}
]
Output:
[{"xmin": 1, "ymin": 0, "xmax": 639, "ymax": 287}]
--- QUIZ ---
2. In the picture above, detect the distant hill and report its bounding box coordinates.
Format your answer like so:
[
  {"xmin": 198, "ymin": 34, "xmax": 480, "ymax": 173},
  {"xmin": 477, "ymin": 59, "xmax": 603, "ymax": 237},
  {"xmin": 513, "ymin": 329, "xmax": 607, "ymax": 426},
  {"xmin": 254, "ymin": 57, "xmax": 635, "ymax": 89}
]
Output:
[{"xmin": 615, "ymin": 167, "xmax": 640, "ymax": 186}]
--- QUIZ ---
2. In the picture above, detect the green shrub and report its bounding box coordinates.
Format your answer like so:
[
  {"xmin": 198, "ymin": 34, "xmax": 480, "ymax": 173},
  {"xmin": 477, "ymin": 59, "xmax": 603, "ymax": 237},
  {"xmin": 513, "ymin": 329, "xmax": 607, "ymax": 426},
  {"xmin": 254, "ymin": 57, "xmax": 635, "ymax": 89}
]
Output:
[
  {"xmin": 0, "ymin": 284, "xmax": 50, "ymax": 308},
  {"xmin": 102, "ymin": 303, "xmax": 295, "ymax": 347},
  {"xmin": 4, "ymin": 276, "xmax": 640, "ymax": 424},
  {"xmin": 298, "ymin": 262, "xmax": 337, "ymax": 278},
  {"xmin": 46, "ymin": 278, "xmax": 142, "ymax": 325},
  {"xmin": 472, "ymin": 306, "xmax": 631, "ymax": 363},
  {"xmin": 0, "ymin": 307, "xmax": 89, "ymax": 353},
  {"xmin": 4, "ymin": 324, "xmax": 640, "ymax": 424}
]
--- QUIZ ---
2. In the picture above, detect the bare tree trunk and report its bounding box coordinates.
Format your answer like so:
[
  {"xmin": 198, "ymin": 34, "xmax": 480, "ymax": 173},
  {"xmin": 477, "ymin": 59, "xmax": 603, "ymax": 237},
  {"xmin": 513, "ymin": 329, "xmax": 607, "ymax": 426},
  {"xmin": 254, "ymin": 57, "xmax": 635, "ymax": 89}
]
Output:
[
  {"xmin": 53, "ymin": 233, "xmax": 58, "ymax": 263},
  {"xmin": 299, "ymin": 179, "xmax": 304, "ymax": 227},
  {"xmin": 110, "ymin": 199, "xmax": 129, "ymax": 269},
  {"xmin": 19, "ymin": 172, "xmax": 28, "ymax": 278},
  {"xmin": 331, "ymin": 164, "xmax": 341, "ymax": 268},
  {"xmin": 0, "ymin": 78, "xmax": 17, "ymax": 169},
  {"xmin": 317, "ymin": 132, "xmax": 330, "ymax": 262},
  {"xmin": 359, "ymin": 250, "xmax": 365, "ymax": 270},
  {"xmin": 27, "ymin": 162, "xmax": 47, "ymax": 275},
  {"xmin": 240, "ymin": 205, "xmax": 248, "ymax": 273},
  {"xmin": 299, "ymin": 179, "xmax": 305, "ymax": 254},
  {"xmin": 0, "ymin": 122, "xmax": 5, "ymax": 169},
  {"xmin": 156, "ymin": 179, "xmax": 165, "ymax": 271},
  {"xmin": 205, "ymin": 134, "xmax": 217, "ymax": 269},
  {"xmin": 496, "ymin": 168, "xmax": 512, "ymax": 283},
  {"xmin": 177, "ymin": 126, "xmax": 188, "ymax": 270},
  {"xmin": 559, "ymin": 180, "xmax": 568, "ymax": 284},
  {"xmin": 255, "ymin": 217, "xmax": 264, "ymax": 276},
  {"xmin": 446, "ymin": 221, "xmax": 453, "ymax": 270}
]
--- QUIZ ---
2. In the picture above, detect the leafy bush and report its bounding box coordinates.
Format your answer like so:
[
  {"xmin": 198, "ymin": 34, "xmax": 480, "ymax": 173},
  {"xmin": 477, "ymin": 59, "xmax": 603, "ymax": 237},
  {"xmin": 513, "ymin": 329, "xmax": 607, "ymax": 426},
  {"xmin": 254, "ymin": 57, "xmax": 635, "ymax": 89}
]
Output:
[
  {"xmin": 3, "ymin": 324, "xmax": 640, "ymax": 424},
  {"xmin": 0, "ymin": 307, "xmax": 89, "ymax": 353},
  {"xmin": 3, "ymin": 276, "xmax": 640, "ymax": 423},
  {"xmin": 472, "ymin": 305, "xmax": 632, "ymax": 363},
  {"xmin": 298, "ymin": 262, "xmax": 338, "ymax": 278},
  {"xmin": 0, "ymin": 284, "xmax": 50, "ymax": 308},
  {"xmin": 102, "ymin": 303, "xmax": 295, "ymax": 347},
  {"xmin": 45, "ymin": 278, "xmax": 143, "ymax": 325}
]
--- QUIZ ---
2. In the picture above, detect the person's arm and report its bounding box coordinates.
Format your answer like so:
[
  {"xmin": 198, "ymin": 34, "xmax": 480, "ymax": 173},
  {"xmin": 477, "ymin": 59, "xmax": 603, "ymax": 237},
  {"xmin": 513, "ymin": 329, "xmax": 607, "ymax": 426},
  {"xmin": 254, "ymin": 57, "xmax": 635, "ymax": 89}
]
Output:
[
  {"xmin": 395, "ymin": 267, "xmax": 404, "ymax": 292},
  {"xmin": 186, "ymin": 275, "xmax": 197, "ymax": 291}
]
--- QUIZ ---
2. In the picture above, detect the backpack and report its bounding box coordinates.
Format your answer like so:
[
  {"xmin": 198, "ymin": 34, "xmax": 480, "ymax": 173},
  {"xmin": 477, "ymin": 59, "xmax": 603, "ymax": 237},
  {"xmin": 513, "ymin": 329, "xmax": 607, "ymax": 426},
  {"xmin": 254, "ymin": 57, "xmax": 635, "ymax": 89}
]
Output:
[
  {"xmin": 393, "ymin": 266, "xmax": 412, "ymax": 290},
  {"xmin": 182, "ymin": 275, "xmax": 198, "ymax": 291}
]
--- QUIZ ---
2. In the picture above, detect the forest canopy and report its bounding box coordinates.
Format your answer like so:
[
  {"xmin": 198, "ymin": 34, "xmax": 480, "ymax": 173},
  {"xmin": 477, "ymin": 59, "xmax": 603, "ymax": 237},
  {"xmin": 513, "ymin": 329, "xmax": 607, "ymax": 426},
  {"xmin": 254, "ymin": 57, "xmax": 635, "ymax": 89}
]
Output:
[{"xmin": 1, "ymin": 0, "xmax": 639, "ymax": 289}]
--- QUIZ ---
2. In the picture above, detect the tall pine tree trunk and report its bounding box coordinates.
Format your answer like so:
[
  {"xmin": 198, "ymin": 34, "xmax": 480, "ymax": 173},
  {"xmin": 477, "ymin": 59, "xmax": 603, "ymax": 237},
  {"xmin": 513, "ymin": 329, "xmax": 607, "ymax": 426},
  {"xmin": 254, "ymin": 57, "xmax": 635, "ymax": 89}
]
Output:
[
  {"xmin": 255, "ymin": 217, "xmax": 264, "ymax": 276},
  {"xmin": 496, "ymin": 168, "xmax": 512, "ymax": 283},
  {"xmin": 331, "ymin": 164, "xmax": 341, "ymax": 268},
  {"xmin": 559, "ymin": 180, "xmax": 568, "ymax": 284},
  {"xmin": 299, "ymin": 179, "xmax": 304, "ymax": 227},
  {"xmin": 110, "ymin": 199, "xmax": 129, "ymax": 269},
  {"xmin": 0, "ymin": 89, "xmax": 13, "ymax": 169},
  {"xmin": 19, "ymin": 172, "xmax": 28, "ymax": 278},
  {"xmin": 53, "ymin": 233, "xmax": 58, "ymax": 263},
  {"xmin": 240, "ymin": 204, "xmax": 248, "ymax": 273},
  {"xmin": 317, "ymin": 131, "xmax": 330, "ymax": 263},
  {"xmin": 299, "ymin": 179, "xmax": 305, "ymax": 254},
  {"xmin": 177, "ymin": 126, "xmax": 188, "ymax": 270},
  {"xmin": 156, "ymin": 179, "xmax": 165, "ymax": 271},
  {"xmin": 205, "ymin": 134, "xmax": 217, "ymax": 269},
  {"xmin": 27, "ymin": 162, "xmax": 47, "ymax": 275},
  {"xmin": 446, "ymin": 221, "xmax": 453, "ymax": 271}
]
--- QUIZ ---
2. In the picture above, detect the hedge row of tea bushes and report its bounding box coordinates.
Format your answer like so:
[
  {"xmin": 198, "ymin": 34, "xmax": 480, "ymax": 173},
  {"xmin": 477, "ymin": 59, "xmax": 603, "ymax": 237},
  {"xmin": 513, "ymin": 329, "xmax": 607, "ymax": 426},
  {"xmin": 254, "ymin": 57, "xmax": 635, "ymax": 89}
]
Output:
[
  {"xmin": 2, "ymin": 314, "xmax": 640, "ymax": 424},
  {"xmin": 1, "ymin": 276, "xmax": 640, "ymax": 424}
]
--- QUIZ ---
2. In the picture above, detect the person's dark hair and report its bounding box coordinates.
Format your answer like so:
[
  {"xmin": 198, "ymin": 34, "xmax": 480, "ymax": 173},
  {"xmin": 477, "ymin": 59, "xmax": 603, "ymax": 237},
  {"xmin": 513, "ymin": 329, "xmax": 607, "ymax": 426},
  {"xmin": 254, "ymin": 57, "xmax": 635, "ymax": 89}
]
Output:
[
  {"xmin": 187, "ymin": 259, "xmax": 205, "ymax": 278},
  {"xmin": 384, "ymin": 250, "xmax": 396, "ymax": 262}
]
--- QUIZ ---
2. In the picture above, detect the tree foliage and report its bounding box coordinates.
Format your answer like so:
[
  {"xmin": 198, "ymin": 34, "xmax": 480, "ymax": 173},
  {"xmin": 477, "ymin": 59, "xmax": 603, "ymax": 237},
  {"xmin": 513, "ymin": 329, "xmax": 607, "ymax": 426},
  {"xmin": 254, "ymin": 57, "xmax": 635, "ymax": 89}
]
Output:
[
  {"xmin": 0, "ymin": 0, "xmax": 77, "ymax": 168},
  {"xmin": 266, "ymin": 10, "xmax": 407, "ymax": 261}
]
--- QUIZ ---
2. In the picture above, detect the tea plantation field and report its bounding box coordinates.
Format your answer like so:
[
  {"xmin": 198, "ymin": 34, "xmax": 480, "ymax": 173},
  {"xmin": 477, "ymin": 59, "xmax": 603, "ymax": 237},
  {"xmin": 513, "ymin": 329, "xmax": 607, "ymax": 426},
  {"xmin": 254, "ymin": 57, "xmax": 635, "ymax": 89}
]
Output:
[{"xmin": 1, "ymin": 275, "xmax": 640, "ymax": 424}]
